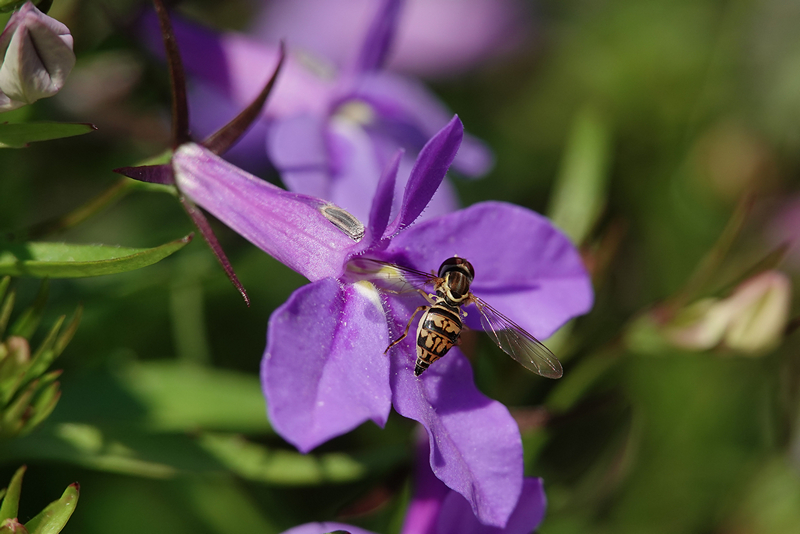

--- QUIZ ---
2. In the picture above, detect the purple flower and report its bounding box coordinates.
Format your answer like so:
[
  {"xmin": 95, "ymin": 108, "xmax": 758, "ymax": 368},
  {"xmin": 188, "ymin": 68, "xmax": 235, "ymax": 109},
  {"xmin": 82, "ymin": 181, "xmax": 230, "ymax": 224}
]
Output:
[
  {"xmin": 156, "ymin": 114, "xmax": 589, "ymax": 525},
  {"xmin": 0, "ymin": 1, "xmax": 75, "ymax": 111},
  {"xmin": 280, "ymin": 435, "xmax": 547, "ymax": 534},
  {"xmin": 172, "ymin": 116, "xmax": 590, "ymax": 526},
  {"xmin": 252, "ymin": 0, "xmax": 532, "ymax": 79},
  {"xmin": 140, "ymin": 0, "xmax": 492, "ymax": 223}
]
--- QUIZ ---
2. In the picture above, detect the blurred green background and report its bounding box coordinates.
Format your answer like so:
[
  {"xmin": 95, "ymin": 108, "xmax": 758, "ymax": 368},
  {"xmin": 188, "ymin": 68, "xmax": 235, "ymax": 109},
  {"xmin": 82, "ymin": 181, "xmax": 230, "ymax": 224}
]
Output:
[{"xmin": 1, "ymin": 0, "xmax": 800, "ymax": 533}]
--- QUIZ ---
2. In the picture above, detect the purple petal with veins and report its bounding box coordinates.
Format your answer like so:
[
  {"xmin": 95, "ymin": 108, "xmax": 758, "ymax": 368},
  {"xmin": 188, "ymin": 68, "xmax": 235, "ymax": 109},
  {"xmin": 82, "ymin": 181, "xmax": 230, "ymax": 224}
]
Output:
[
  {"xmin": 262, "ymin": 278, "xmax": 391, "ymax": 452},
  {"xmin": 385, "ymin": 308, "xmax": 522, "ymax": 527},
  {"xmin": 172, "ymin": 143, "xmax": 357, "ymax": 281}
]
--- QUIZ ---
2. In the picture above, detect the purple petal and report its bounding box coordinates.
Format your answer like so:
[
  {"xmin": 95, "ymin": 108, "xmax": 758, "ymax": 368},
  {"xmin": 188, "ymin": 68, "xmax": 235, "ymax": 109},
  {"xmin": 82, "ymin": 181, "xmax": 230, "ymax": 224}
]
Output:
[
  {"xmin": 385, "ymin": 297, "xmax": 523, "ymax": 527},
  {"xmin": 387, "ymin": 116, "xmax": 463, "ymax": 234},
  {"xmin": 350, "ymin": 73, "xmax": 492, "ymax": 176},
  {"xmin": 323, "ymin": 116, "xmax": 389, "ymax": 224},
  {"xmin": 186, "ymin": 83, "xmax": 271, "ymax": 174},
  {"xmin": 252, "ymin": 0, "xmax": 531, "ymax": 79},
  {"xmin": 400, "ymin": 432, "xmax": 450, "ymax": 534},
  {"xmin": 365, "ymin": 150, "xmax": 402, "ymax": 247},
  {"xmin": 262, "ymin": 278, "xmax": 392, "ymax": 452},
  {"xmin": 172, "ymin": 143, "xmax": 358, "ymax": 281},
  {"xmin": 436, "ymin": 478, "xmax": 547, "ymax": 534},
  {"xmin": 267, "ymin": 114, "xmax": 332, "ymax": 199},
  {"xmin": 141, "ymin": 11, "xmax": 333, "ymax": 118},
  {"xmin": 282, "ymin": 522, "xmax": 376, "ymax": 534},
  {"xmin": 353, "ymin": 0, "xmax": 404, "ymax": 73},
  {"xmin": 385, "ymin": 201, "xmax": 593, "ymax": 339}
]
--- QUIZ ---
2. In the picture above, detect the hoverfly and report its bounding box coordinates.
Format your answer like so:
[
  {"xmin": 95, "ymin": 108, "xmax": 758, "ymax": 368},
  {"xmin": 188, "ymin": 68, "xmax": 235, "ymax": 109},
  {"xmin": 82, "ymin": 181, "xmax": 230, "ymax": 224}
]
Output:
[{"xmin": 349, "ymin": 256, "xmax": 563, "ymax": 378}]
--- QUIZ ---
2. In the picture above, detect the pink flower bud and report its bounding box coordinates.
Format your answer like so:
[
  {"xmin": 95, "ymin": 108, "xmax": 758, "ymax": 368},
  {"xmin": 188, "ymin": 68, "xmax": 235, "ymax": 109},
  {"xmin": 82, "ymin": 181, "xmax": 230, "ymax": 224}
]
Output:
[{"xmin": 0, "ymin": 2, "xmax": 75, "ymax": 111}]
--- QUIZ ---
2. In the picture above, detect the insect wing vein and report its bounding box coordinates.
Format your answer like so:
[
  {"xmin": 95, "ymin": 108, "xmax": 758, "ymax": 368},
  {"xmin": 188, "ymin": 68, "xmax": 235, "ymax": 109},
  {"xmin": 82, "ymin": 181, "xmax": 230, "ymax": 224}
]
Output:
[
  {"xmin": 351, "ymin": 258, "xmax": 438, "ymax": 295},
  {"xmin": 475, "ymin": 299, "xmax": 563, "ymax": 379}
]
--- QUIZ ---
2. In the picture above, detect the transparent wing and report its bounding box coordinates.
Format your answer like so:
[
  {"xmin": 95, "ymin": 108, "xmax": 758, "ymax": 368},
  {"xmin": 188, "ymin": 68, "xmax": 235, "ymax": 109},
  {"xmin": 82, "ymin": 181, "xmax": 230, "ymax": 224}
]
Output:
[
  {"xmin": 347, "ymin": 257, "xmax": 439, "ymax": 295},
  {"xmin": 473, "ymin": 298, "xmax": 563, "ymax": 379}
]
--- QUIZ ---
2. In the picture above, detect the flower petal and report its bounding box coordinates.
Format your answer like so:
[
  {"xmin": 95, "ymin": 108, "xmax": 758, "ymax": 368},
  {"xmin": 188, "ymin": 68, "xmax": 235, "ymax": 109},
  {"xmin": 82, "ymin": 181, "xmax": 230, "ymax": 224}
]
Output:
[
  {"xmin": 386, "ymin": 298, "xmax": 523, "ymax": 527},
  {"xmin": 173, "ymin": 143, "xmax": 357, "ymax": 281},
  {"xmin": 436, "ymin": 478, "xmax": 547, "ymax": 534},
  {"xmin": 388, "ymin": 115, "xmax": 463, "ymax": 234},
  {"xmin": 385, "ymin": 201, "xmax": 593, "ymax": 339},
  {"xmin": 400, "ymin": 431, "xmax": 451, "ymax": 534},
  {"xmin": 262, "ymin": 278, "xmax": 392, "ymax": 452},
  {"xmin": 140, "ymin": 11, "xmax": 334, "ymax": 117},
  {"xmin": 365, "ymin": 149, "xmax": 401, "ymax": 247},
  {"xmin": 353, "ymin": 0, "xmax": 403, "ymax": 73},
  {"xmin": 267, "ymin": 114, "xmax": 332, "ymax": 199},
  {"xmin": 282, "ymin": 522, "xmax": 376, "ymax": 534},
  {"xmin": 351, "ymin": 72, "xmax": 492, "ymax": 176}
]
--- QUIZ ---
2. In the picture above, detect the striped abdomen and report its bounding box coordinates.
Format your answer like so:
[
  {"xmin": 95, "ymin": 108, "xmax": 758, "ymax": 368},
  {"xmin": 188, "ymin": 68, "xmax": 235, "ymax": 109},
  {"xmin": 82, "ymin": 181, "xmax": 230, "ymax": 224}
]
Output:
[{"xmin": 414, "ymin": 303, "xmax": 462, "ymax": 376}]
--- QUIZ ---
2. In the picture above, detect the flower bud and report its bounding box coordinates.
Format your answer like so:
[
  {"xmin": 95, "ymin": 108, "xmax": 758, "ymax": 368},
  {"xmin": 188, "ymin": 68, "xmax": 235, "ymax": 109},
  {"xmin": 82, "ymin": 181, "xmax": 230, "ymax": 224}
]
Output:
[
  {"xmin": 664, "ymin": 271, "xmax": 792, "ymax": 354},
  {"xmin": 0, "ymin": 2, "xmax": 75, "ymax": 112}
]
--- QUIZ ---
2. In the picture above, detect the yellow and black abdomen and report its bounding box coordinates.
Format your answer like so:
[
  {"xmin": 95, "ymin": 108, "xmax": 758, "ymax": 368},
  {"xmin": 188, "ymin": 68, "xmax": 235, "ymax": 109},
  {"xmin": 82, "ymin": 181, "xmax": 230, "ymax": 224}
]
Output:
[{"xmin": 414, "ymin": 304, "xmax": 462, "ymax": 376}]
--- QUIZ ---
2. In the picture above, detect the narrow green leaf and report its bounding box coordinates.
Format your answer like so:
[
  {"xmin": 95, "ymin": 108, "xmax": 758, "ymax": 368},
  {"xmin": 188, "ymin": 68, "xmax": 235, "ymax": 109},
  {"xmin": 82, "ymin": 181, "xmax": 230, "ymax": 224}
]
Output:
[
  {"xmin": 24, "ymin": 482, "xmax": 79, "ymax": 534},
  {"xmin": 0, "ymin": 278, "xmax": 9, "ymax": 306},
  {"xmin": 23, "ymin": 316, "xmax": 63, "ymax": 383},
  {"xmin": 20, "ymin": 373, "xmax": 61, "ymax": 435},
  {"xmin": 0, "ymin": 122, "xmax": 96, "ymax": 148},
  {"xmin": 2, "ymin": 378, "xmax": 38, "ymax": 435},
  {"xmin": 8, "ymin": 281, "xmax": 48, "ymax": 339},
  {"xmin": 0, "ymin": 466, "xmax": 25, "ymax": 523},
  {"xmin": 0, "ymin": 338, "xmax": 30, "ymax": 406},
  {"xmin": 547, "ymin": 106, "xmax": 613, "ymax": 245},
  {"xmin": 0, "ymin": 235, "xmax": 192, "ymax": 278},
  {"xmin": 52, "ymin": 307, "xmax": 81, "ymax": 358},
  {"xmin": 0, "ymin": 287, "xmax": 14, "ymax": 339}
]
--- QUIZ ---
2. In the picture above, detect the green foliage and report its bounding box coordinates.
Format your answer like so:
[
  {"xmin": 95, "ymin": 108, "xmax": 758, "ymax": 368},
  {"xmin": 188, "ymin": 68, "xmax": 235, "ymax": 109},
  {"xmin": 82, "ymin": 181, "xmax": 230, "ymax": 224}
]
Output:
[
  {"xmin": 0, "ymin": 123, "xmax": 96, "ymax": 149},
  {"xmin": 0, "ymin": 237, "xmax": 193, "ymax": 278},
  {"xmin": 0, "ymin": 466, "xmax": 79, "ymax": 534},
  {"xmin": 0, "ymin": 278, "xmax": 79, "ymax": 439}
]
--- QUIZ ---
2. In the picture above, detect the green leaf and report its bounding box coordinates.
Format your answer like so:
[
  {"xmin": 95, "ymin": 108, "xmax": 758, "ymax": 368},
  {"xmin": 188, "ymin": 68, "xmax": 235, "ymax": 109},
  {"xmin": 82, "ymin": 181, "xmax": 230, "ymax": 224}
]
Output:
[
  {"xmin": 8, "ymin": 281, "xmax": 48, "ymax": 339},
  {"xmin": 115, "ymin": 361, "xmax": 272, "ymax": 433},
  {"xmin": 0, "ymin": 235, "xmax": 192, "ymax": 278},
  {"xmin": 199, "ymin": 433, "xmax": 369, "ymax": 485},
  {"xmin": 0, "ymin": 122, "xmax": 96, "ymax": 148},
  {"xmin": 0, "ymin": 0, "xmax": 25, "ymax": 13},
  {"xmin": 547, "ymin": 106, "xmax": 613, "ymax": 245},
  {"xmin": 0, "ymin": 284, "xmax": 14, "ymax": 339},
  {"xmin": 0, "ymin": 466, "xmax": 25, "ymax": 523},
  {"xmin": 24, "ymin": 482, "xmax": 78, "ymax": 534}
]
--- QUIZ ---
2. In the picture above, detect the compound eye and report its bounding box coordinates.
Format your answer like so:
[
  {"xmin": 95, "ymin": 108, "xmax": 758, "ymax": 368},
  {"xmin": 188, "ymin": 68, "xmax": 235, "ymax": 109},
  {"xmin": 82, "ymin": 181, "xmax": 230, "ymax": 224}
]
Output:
[{"xmin": 437, "ymin": 257, "xmax": 474, "ymax": 281}]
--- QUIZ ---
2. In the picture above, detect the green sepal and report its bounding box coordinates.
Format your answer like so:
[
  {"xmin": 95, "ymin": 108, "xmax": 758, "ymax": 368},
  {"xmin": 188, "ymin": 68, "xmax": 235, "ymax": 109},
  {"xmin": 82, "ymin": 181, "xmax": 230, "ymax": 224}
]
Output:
[
  {"xmin": 8, "ymin": 281, "xmax": 48, "ymax": 339},
  {"xmin": 0, "ymin": 466, "xmax": 25, "ymax": 523},
  {"xmin": 0, "ymin": 122, "xmax": 96, "ymax": 148},
  {"xmin": 23, "ymin": 482, "xmax": 79, "ymax": 534},
  {"xmin": 0, "ymin": 235, "xmax": 193, "ymax": 278}
]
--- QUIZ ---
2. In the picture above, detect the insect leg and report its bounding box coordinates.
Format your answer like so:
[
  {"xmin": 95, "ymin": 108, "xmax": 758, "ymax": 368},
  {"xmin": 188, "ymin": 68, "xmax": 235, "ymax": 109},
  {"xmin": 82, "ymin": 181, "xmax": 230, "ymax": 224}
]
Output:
[
  {"xmin": 384, "ymin": 306, "xmax": 427, "ymax": 354},
  {"xmin": 416, "ymin": 289, "xmax": 437, "ymax": 305}
]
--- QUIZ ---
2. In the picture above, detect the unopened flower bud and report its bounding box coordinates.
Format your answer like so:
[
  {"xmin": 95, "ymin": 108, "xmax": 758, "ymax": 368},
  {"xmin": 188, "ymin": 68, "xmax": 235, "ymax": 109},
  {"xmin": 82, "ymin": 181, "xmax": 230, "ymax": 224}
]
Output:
[
  {"xmin": 722, "ymin": 271, "xmax": 791, "ymax": 353},
  {"xmin": 0, "ymin": 2, "xmax": 75, "ymax": 112},
  {"xmin": 664, "ymin": 271, "xmax": 791, "ymax": 354}
]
